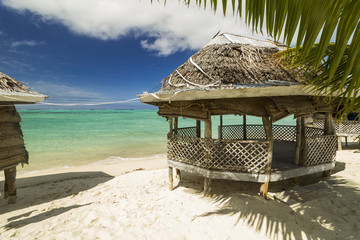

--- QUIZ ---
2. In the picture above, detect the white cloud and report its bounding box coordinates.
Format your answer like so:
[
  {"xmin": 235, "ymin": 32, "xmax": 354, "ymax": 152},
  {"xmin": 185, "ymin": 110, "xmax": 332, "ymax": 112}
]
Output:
[
  {"xmin": 10, "ymin": 40, "xmax": 45, "ymax": 47},
  {"xmin": 2, "ymin": 0, "xmax": 268, "ymax": 55}
]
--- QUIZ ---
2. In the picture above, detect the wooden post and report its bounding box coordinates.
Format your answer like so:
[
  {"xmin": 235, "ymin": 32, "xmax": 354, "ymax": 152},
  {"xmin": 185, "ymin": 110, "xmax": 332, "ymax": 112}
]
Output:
[
  {"xmin": 196, "ymin": 120, "xmax": 201, "ymax": 138},
  {"xmin": 218, "ymin": 115, "xmax": 223, "ymax": 140},
  {"xmin": 169, "ymin": 167, "xmax": 173, "ymax": 190},
  {"xmin": 169, "ymin": 117, "xmax": 173, "ymax": 134},
  {"xmin": 323, "ymin": 112, "xmax": 334, "ymax": 177},
  {"xmin": 204, "ymin": 117, "xmax": 213, "ymax": 197},
  {"xmin": 260, "ymin": 117, "xmax": 273, "ymax": 199},
  {"xmin": 176, "ymin": 168, "xmax": 181, "ymax": 180},
  {"xmin": 174, "ymin": 117, "xmax": 178, "ymax": 135},
  {"xmin": 243, "ymin": 115, "xmax": 247, "ymax": 140},
  {"xmin": 205, "ymin": 118, "xmax": 212, "ymax": 139},
  {"xmin": 295, "ymin": 117, "xmax": 302, "ymax": 165},
  {"xmin": 324, "ymin": 112, "xmax": 335, "ymax": 135},
  {"xmin": 204, "ymin": 178, "xmax": 212, "ymax": 197},
  {"xmin": 4, "ymin": 166, "xmax": 17, "ymax": 204},
  {"xmin": 338, "ymin": 136, "xmax": 343, "ymax": 151},
  {"xmin": 298, "ymin": 117, "xmax": 307, "ymax": 166},
  {"xmin": 168, "ymin": 117, "xmax": 174, "ymax": 190}
]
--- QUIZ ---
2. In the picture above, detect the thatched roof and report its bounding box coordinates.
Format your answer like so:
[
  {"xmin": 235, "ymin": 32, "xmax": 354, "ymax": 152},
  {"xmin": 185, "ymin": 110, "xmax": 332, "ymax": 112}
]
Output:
[
  {"xmin": 0, "ymin": 72, "xmax": 47, "ymax": 104},
  {"xmin": 160, "ymin": 33, "xmax": 303, "ymax": 93},
  {"xmin": 139, "ymin": 33, "xmax": 340, "ymax": 120}
]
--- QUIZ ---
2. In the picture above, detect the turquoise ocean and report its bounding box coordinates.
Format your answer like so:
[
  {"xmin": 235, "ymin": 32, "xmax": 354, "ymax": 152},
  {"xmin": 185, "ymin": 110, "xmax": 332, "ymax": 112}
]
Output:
[{"xmin": 18, "ymin": 109, "xmax": 296, "ymax": 172}]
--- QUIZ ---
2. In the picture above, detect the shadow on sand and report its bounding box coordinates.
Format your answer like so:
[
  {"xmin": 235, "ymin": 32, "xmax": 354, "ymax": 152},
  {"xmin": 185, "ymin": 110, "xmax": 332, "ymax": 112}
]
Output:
[
  {"xmin": 176, "ymin": 161, "xmax": 360, "ymax": 240},
  {"xmin": 0, "ymin": 171, "xmax": 114, "ymax": 217}
]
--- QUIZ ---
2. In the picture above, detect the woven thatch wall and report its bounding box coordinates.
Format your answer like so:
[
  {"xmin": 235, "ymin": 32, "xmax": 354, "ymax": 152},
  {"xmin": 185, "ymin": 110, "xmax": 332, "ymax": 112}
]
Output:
[
  {"xmin": 0, "ymin": 105, "xmax": 28, "ymax": 170},
  {"xmin": 161, "ymin": 44, "xmax": 303, "ymax": 92}
]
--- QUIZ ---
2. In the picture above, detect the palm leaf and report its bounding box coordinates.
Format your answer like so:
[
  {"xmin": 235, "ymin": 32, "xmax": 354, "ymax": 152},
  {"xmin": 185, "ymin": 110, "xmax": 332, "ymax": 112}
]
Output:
[{"xmin": 159, "ymin": 0, "xmax": 360, "ymax": 117}]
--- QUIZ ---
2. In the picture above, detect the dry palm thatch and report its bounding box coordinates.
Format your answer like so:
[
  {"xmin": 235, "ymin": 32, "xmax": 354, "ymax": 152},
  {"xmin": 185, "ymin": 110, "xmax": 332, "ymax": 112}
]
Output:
[
  {"xmin": 161, "ymin": 42, "xmax": 304, "ymax": 92},
  {"xmin": 0, "ymin": 72, "xmax": 40, "ymax": 95}
]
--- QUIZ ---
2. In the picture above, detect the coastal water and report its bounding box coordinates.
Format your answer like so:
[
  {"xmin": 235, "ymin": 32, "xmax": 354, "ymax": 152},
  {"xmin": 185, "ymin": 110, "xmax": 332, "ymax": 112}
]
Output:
[{"xmin": 18, "ymin": 109, "xmax": 296, "ymax": 172}]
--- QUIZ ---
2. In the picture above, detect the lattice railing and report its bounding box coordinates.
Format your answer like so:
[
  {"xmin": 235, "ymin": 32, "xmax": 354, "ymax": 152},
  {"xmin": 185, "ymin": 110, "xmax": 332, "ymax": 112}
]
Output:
[
  {"xmin": 168, "ymin": 134, "xmax": 269, "ymax": 173},
  {"xmin": 219, "ymin": 124, "xmax": 296, "ymax": 142},
  {"xmin": 305, "ymin": 135, "xmax": 337, "ymax": 166},
  {"xmin": 273, "ymin": 125, "xmax": 296, "ymax": 142},
  {"xmin": 176, "ymin": 127, "xmax": 197, "ymax": 137},
  {"xmin": 220, "ymin": 125, "xmax": 244, "ymax": 140},
  {"xmin": 313, "ymin": 120, "xmax": 360, "ymax": 134},
  {"xmin": 305, "ymin": 127, "xmax": 324, "ymax": 138},
  {"xmin": 172, "ymin": 124, "xmax": 336, "ymax": 171}
]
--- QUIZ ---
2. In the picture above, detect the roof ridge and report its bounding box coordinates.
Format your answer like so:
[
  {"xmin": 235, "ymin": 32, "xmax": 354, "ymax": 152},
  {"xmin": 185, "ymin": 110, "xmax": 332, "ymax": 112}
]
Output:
[{"xmin": 220, "ymin": 32, "xmax": 287, "ymax": 47}]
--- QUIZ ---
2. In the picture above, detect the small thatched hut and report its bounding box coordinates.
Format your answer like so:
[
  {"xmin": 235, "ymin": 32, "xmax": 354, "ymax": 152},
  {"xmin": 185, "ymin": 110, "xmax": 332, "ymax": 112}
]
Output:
[
  {"xmin": 0, "ymin": 72, "xmax": 46, "ymax": 203},
  {"xmin": 139, "ymin": 33, "xmax": 340, "ymax": 198},
  {"xmin": 309, "ymin": 112, "xmax": 360, "ymax": 150}
]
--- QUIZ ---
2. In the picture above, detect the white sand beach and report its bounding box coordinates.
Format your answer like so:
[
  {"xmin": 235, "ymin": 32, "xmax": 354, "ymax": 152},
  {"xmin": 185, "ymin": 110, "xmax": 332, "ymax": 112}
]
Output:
[{"xmin": 1, "ymin": 150, "xmax": 360, "ymax": 239}]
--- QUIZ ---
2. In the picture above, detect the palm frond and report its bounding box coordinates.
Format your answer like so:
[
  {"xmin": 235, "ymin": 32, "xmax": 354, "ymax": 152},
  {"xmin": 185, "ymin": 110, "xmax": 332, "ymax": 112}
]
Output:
[{"xmin": 156, "ymin": 0, "xmax": 360, "ymax": 117}]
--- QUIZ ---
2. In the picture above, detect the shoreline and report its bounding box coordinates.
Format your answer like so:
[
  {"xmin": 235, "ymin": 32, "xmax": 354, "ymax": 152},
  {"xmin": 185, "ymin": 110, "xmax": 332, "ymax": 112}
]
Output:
[{"xmin": 0, "ymin": 154, "xmax": 168, "ymax": 188}]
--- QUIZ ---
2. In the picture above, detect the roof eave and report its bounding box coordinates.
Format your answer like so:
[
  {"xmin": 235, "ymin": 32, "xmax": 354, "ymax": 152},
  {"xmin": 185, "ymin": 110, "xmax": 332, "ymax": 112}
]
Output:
[
  {"xmin": 139, "ymin": 85, "xmax": 338, "ymax": 104},
  {"xmin": 0, "ymin": 93, "xmax": 48, "ymax": 104}
]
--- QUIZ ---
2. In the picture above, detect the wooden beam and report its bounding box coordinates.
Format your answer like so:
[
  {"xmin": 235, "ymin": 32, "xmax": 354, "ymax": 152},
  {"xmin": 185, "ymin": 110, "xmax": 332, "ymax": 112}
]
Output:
[{"xmin": 243, "ymin": 115, "xmax": 247, "ymax": 140}]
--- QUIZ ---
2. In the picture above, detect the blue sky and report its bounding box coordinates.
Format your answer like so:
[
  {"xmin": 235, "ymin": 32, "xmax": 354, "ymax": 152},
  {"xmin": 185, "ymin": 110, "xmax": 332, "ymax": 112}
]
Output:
[{"xmin": 0, "ymin": 0, "xmax": 265, "ymax": 109}]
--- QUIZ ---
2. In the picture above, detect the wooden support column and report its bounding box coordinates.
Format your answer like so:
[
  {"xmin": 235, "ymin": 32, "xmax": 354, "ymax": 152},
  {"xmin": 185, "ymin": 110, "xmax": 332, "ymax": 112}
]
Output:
[
  {"xmin": 323, "ymin": 112, "xmax": 334, "ymax": 177},
  {"xmin": 324, "ymin": 112, "xmax": 335, "ymax": 135},
  {"xmin": 176, "ymin": 169, "xmax": 181, "ymax": 180},
  {"xmin": 168, "ymin": 167, "xmax": 173, "ymax": 190},
  {"xmin": 204, "ymin": 117, "xmax": 213, "ymax": 197},
  {"xmin": 338, "ymin": 136, "xmax": 343, "ymax": 151},
  {"xmin": 295, "ymin": 117, "xmax": 301, "ymax": 165},
  {"xmin": 204, "ymin": 178, "xmax": 212, "ymax": 197},
  {"xmin": 218, "ymin": 115, "xmax": 223, "ymax": 140},
  {"xmin": 169, "ymin": 117, "xmax": 173, "ymax": 134},
  {"xmin": 174, "ymin": 117, "xmax": 178, "ymax": 135},
  {"xmin": 243, "ymin": 115, "xmax": 247, "ymax": 140},
  {"xmin": 196, "ymin": 120, "xmax": 201, "ymax": 138},
  {"xmin": 295, "ymin": 117, "xmax": 306, "ymax": 165},
  {"xmin": 168, "ymin": 117, "xmax": 174, "ymax": 190},
  {"xmin": 173, "ymin": 117, "xmax": 181, "ymax": 181},
  {"xmin": 260, "ymin": 117, "xmax": 273, "ymax": 199},
  {"xmin": 4, "ymin": 166, "xmax": 17, "ymax": 204},
  {"xmin": 294, "ymin": 117, "xmax": 307, "ymax": 166}
]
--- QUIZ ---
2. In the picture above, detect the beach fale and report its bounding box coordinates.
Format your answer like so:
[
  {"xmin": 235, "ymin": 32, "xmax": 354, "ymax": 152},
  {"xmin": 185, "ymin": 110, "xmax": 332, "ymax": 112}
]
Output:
[
  {"xmin": 308, "ymin": 113, "xmax": 360, "ymax": 150},
  {"xmin": 0, "ymin": 72, "xmax": 47, "ymax": 203},
  {"xmin": 139, "ymin": 33, "xmax": 341, "ymax": 197}
]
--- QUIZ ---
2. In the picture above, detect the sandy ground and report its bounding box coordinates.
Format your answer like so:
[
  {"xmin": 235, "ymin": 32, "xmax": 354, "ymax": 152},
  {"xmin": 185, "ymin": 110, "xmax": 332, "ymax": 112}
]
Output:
[{"xmin": 0, "ymin": 150, "xmax": 360, "ymax": 240}]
